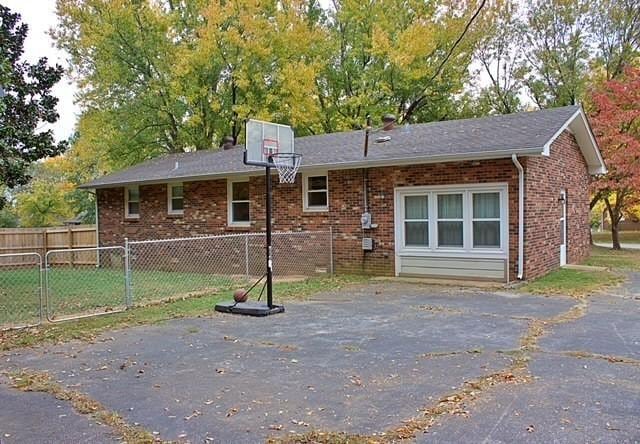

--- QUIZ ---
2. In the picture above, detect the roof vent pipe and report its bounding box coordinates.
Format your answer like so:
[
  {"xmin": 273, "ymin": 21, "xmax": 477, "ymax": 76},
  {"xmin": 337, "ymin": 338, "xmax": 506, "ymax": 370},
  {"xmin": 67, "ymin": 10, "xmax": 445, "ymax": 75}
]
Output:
[
  {"xmin": 221, "ymin": 136, "xmax": 235, "ymax": 150},
  {"xmin": 382, "ymin": 114, "xmax": 396, "ymax": 131}
]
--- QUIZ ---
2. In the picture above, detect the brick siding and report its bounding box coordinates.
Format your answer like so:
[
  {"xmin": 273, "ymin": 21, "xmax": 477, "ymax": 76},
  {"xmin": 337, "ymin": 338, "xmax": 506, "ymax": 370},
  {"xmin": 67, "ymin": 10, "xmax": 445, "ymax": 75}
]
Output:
[
  {"xmin": 522, "ymin": 131, "xmax": 591, "ymax": 279},
  {"xmin": 97, "ymin": 130, "xmax": 591, "ymax": 280}
]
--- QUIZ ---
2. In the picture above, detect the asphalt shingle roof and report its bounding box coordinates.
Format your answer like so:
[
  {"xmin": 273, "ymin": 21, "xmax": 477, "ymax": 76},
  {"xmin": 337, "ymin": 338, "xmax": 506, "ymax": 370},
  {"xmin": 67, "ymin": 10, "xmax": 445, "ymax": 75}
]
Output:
[{"xmin": 81, "ymin": 105, "xmax": 582, "ymax": 188}]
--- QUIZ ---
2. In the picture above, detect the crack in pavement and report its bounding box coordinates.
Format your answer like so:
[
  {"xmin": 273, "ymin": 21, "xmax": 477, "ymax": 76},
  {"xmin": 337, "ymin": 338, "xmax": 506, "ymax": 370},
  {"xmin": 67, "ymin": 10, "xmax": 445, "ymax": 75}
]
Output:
[
  {"xmin": 3, "ymin": 369, "xmax": 159, "ymax": 443},
  {"xmin": 269, "ymin": 295, "xmax": 592, "ymax": 443}
]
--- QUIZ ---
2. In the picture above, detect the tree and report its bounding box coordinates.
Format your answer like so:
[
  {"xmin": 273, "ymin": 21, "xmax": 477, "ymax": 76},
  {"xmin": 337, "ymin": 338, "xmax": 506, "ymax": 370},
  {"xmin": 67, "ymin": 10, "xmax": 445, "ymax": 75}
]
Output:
[
  {"xmin": 0, "ymin": 186, "xmax": 18, "ymax": 227},
  {"xmin": 519, "ymin": 0, "xmax": 590, "ymax": 108},
  {"xmin": 0, "ymin": 5, "xmax": 67, "ymax": 204},
  {"xmin": 16, "ymin": 179, "xmax": 74, "ymax": 227},
  {"xmin": 472, "ymin": 0, "xmax": 525, "ymax": 115},
  {"xmin": 54, "ymin": 0, "xmax": 329, "ymax": 164},
  {"xmin": 590, "ymin": 67, "xmax": 640, "ymax": 249},
  {"xmin": 315, "ymin": 0, "xmax": 490, "ymax": 130},
  {"xmin": 590, "ymin": 0, "xmax": 640, "ymax": 81}
]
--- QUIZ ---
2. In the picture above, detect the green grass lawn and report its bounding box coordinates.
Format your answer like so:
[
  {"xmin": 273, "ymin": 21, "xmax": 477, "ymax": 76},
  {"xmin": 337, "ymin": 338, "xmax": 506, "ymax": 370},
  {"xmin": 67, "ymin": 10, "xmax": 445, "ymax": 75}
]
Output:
[
  {"xmin": 584, "ymin": 245, "xmax": 640, "ymax": 271},
  {"xmin": 591, "ymin": 230, "xmax": 640, "ymax": 244},
  {"xmin": 0, "ymin": 274, "xmax": 368, "ymax": 351},
  {"xmin": 518, "ymin": 267, "xmax": 623, "ymax": 296},
  {"xmin": 519, "ymin": 245, "xmax": 640, "ymax": 296},
  {"xmin": 0, "ymin": 266, "xmax": 248, "ymax": 328}
]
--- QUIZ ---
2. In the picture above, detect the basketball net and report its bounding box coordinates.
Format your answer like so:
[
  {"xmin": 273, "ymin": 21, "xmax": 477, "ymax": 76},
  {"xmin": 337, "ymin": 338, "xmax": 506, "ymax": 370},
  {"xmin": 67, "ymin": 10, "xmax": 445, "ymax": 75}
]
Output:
[{"xmin": 271, "ymin": 153, "xmax": 302, "ymax": 184}]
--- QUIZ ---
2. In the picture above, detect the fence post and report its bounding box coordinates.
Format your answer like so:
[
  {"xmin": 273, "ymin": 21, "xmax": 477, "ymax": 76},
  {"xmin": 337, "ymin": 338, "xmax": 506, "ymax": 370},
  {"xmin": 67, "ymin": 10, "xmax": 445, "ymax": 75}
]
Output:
[
  {"xmin": 68, "ymin": 226, "xmax": 75, "ymax": 266},
  {"xmin": 245, "ymin": 234, "xmax": 250, "ymax": 280},
  {"xmin": 124, "ymin": 238, "xmax": 132, "ymax": 308},
  {"xmin": 39, "ymin": 253, "xmax": 45, "ymax": 324},
  {"xmin": 42, "ymin": 229, "xmax": 47, "ymax": 265},
  {"xmin": 329, "ymin": 226, "xmax": 334, "ymax": 276}
]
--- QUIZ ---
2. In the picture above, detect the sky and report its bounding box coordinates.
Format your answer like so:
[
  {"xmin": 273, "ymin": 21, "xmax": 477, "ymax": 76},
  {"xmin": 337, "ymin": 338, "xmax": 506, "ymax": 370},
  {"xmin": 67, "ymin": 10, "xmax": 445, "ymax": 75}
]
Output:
[{"xmin": 4, "ymin": 0, "xmax": 79, "ymax": 142}]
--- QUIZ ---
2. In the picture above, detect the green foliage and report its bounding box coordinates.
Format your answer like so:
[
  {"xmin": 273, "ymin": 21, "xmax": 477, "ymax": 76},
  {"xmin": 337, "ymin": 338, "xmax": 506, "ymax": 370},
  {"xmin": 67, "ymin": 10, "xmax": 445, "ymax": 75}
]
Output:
[
  {"xmin": 589, "ymin": 0, "xmax": 640, "ymax": 81},
  {"xmin": 54, "ymin": 0, "xmax": 490, "ymax": 164},
  {"xmin": 472, "ymin": 0, "xmax": 525, "ymax": 115},
  {"xmin": 16, "ymin": 180, "xmax": 73, "ymax": 227},
  {"xmin": 0, "ymin": 5, "xmax": 67, "ymax": 195}
]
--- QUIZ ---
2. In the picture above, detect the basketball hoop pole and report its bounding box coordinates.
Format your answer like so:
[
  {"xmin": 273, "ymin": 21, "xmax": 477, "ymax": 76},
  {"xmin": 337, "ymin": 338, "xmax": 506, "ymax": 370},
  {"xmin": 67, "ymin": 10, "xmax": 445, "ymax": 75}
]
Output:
[
  {"xmin": 265, "ymin": 156, "xmax": 274, "ymax": 308},
  {"xmin": 241, "ymin": 150, "xmax": 274, "ymax": 308}
]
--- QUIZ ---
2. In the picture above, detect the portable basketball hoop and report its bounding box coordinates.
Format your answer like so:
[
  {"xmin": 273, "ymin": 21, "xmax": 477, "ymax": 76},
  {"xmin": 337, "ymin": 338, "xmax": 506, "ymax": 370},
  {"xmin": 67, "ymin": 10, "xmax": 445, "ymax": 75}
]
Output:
[{"xmin": 215, "ymin": 119, "xmax": 300, "ymax": 317}]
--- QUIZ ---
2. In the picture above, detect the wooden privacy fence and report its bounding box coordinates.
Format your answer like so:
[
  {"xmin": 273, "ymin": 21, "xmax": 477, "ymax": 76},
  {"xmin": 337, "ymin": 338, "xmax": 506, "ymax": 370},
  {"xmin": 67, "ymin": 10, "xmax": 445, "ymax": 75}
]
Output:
[{"xmin": 0, "ymin": 225, "xmax": 97, "ymax": 266}]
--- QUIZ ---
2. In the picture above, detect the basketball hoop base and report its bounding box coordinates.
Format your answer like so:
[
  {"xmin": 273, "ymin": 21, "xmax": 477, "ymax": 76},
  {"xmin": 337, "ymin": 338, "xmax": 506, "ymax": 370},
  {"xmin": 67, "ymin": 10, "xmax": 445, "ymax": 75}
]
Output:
[{"xmin": 214, "ymin": 301, "xmax": 285, "ymax": 317}]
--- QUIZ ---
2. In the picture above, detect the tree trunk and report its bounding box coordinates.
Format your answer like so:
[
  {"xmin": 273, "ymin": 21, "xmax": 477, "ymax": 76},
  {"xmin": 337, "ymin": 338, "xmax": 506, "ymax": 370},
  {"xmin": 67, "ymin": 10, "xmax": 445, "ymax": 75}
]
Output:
[
  {"xmin": 611, "ymin": 223, "xmax": 621, "ymax": 250},
  {"xmin": 604, "ymin": 195, "xmax": 623, "ymax": 250}
]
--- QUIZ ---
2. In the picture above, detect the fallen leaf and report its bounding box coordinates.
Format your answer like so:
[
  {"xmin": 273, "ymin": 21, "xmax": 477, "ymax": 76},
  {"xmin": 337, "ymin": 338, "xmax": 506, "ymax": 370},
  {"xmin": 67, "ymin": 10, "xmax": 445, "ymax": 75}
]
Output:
[
  {"xmin": 269, "ymin": 424, "xmax": 283, "ymax": 430},
  {"xmin": 184, "ymin": 410, "xmax": 201, "ymax": 421}
]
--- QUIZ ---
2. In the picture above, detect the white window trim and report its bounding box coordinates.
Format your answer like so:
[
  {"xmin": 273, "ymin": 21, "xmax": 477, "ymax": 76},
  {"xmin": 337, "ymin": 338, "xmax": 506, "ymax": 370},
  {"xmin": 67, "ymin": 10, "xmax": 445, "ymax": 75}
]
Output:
[
  {"xmin": 227, "ymin": 178, "xmax": 250, "ymax": 227},
  {"xmin": 167, "ymin": 182, "xmax": 184, "ymax": 215},
  {"xmin": 302, "ymin": 172, "xmax": 329, "ymax": 212},
  {"xmin": 124, "ymin": 186, "xmax": 140, "ymax": 219},
  {"xmin": 394, "ymin": 183, "xmax": 508, "ymax": 258}
]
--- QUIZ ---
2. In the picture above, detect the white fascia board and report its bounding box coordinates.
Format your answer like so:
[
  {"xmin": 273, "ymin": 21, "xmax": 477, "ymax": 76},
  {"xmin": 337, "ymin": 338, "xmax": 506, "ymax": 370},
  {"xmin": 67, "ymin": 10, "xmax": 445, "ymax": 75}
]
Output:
[{"xmin": 542, "ymin": 107, "xmax": 607, "ymax": 175}]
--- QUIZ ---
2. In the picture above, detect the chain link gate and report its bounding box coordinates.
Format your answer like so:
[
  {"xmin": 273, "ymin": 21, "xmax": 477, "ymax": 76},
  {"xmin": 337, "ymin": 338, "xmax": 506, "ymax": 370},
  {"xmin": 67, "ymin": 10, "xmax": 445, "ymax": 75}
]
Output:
[
  {"xmin": 45, "ymin": 246, "xmax": 127, "ymax": 322},
  {"xmin": 0, "ymin": 253, "xmax": 43, "ymax": 330}
]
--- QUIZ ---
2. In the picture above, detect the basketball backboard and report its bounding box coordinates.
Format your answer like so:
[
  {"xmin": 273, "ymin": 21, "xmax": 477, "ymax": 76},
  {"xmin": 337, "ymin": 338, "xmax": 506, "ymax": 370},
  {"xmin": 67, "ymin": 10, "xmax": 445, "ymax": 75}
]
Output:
[{"xmin": 245, "ymin": 119, "xmax": 294, "ymax": 166}]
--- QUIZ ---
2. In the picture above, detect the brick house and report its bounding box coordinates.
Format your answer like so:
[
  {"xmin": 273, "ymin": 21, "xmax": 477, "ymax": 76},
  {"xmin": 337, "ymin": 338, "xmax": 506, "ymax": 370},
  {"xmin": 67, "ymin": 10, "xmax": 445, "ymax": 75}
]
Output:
[{"xmin": 81, "ymin": 105, "xmax": 606, "ymax": 282}]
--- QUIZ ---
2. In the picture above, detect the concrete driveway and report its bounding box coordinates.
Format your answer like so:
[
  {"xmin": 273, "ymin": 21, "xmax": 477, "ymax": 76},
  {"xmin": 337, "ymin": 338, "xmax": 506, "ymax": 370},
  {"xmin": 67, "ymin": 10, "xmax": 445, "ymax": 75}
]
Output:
[{"xmin": 1, "ymin": 279, "xmax": 639, "ymax": 443}]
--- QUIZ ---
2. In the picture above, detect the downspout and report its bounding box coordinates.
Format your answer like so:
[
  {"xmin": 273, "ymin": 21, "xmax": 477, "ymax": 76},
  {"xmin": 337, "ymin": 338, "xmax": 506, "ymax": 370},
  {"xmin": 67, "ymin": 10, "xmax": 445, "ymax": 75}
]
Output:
[{"xmin": 512, "ymin": 154, "xmax": 524, "ymax": 280}]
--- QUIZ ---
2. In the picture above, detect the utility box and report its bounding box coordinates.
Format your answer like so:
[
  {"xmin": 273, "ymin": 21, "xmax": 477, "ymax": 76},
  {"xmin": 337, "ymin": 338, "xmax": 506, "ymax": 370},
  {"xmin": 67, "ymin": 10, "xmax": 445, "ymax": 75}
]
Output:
[
  {"xmin": 362, "ymin": 237, "xmax": 374, "ymax": 251},
  {"xmin": 361, "ymin": 212, "xmax": 372, "ymax": 229}
]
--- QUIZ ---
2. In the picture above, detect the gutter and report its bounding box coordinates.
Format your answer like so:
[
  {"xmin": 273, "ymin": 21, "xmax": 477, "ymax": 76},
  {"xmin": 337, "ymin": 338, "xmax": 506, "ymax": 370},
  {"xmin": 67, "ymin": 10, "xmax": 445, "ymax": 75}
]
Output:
[
  {"xmin": 511, "ymin": 154, "xmax": 524, "ymax": 280},
  {"xmin": 80, "ymin": 147, "xmax": 546, "ymax": 190}
]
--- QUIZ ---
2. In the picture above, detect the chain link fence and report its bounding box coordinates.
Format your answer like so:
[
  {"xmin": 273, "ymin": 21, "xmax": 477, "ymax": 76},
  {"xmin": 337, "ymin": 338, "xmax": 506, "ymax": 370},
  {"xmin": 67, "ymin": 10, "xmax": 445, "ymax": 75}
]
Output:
[
  {"xmin": 0, "ymin": 253, "xmax": 42, "ymax": 330},
  {"xmin": 128, "ymin": 230, "xmax": 333, "ymax": 305},
  {"xmin": 0, "ymin": 230, "xmax": 332, "ymax": 329}
]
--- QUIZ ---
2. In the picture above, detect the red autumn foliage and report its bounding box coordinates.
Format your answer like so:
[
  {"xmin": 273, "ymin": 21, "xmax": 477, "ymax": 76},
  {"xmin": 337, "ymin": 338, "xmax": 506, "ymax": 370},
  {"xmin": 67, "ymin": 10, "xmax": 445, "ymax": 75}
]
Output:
[
  {"xmin": 590, "ymin": 66, "xmax": 640, "ymax": 192},
  {"xmin": 589, "ymin": 67, "xmax": 640, "ymax": 248}
]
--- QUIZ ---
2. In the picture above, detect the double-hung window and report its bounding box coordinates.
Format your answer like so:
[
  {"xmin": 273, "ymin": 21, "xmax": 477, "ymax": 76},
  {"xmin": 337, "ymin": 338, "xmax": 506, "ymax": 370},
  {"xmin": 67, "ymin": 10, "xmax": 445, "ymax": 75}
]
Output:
[
  {"xmin": 303, "ymin": 173, "xmax": 329, "ymax": 211},
  {"xmin": 472, "ymin": 192, "xmax": 501, "ymax": 248},
  {"xmin": 404, "ymin": 195, "xmax": 429, "ymax": 246},
  {"xmin": 228, "ymin": 179, "xmax": 250, "ymax": 226},
  {"xmin": 437, "ymin": 193, "xmax": 464, "ymax": 248},
  {"xmin": 124, "ymin": 186, "xmax": 140, "ymax": 219},
  {"xmin": 168, "ymin": 183, "xmax": 184, "ymax": 215}
]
